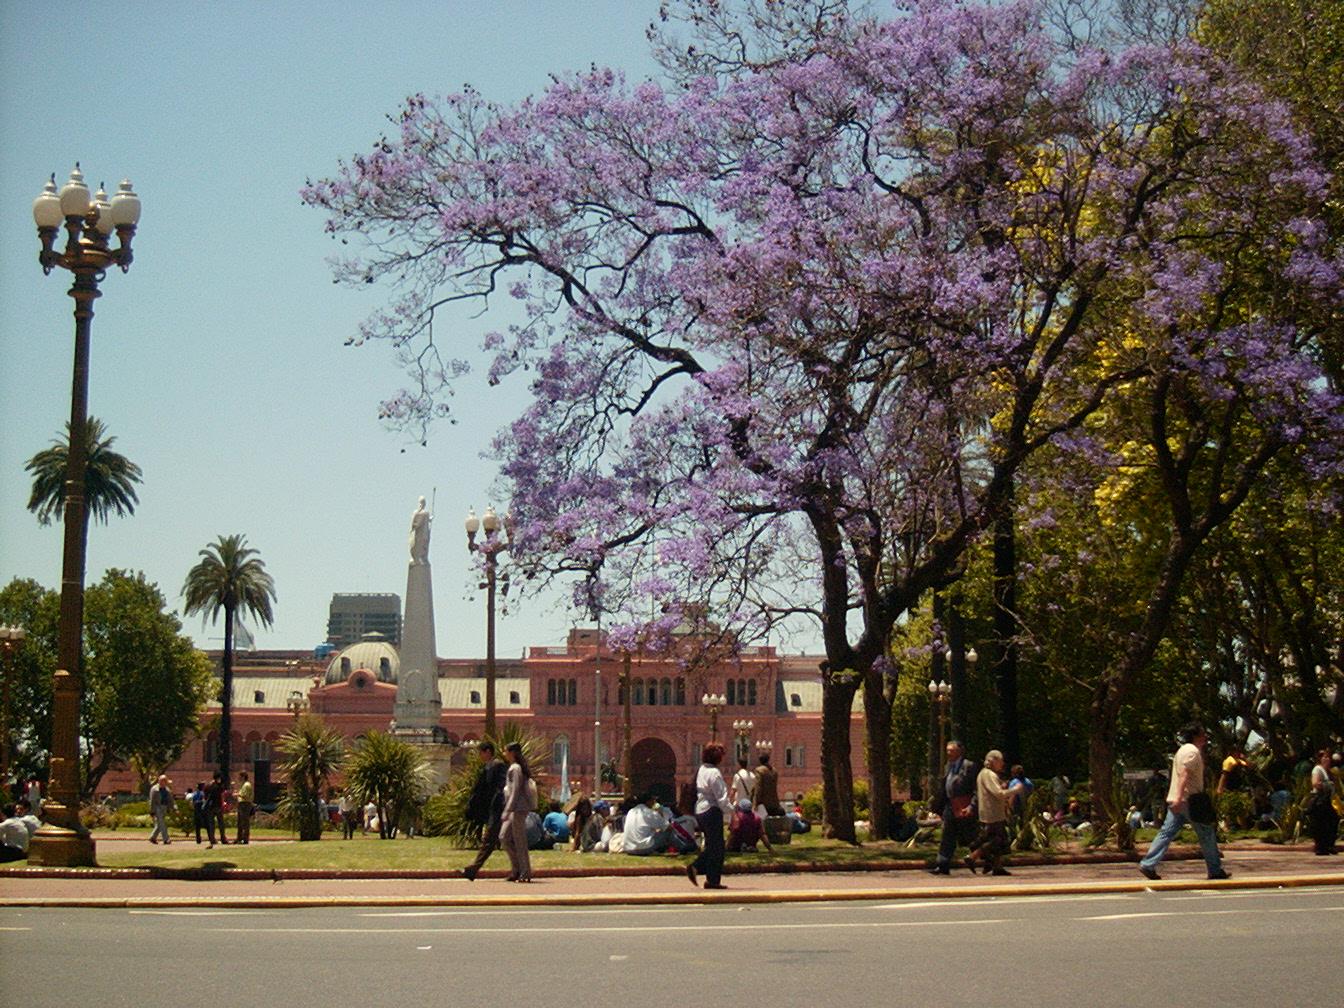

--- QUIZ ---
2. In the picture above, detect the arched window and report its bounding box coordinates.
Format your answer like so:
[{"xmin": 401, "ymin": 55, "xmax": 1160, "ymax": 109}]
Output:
[
  {"xmin": 547, "ymin": 679, "xmax": 557, "ymax": 705},
  {"xmin": 204, "ymin": 732, "xmax": 218, "ymax": 765},
  {"xmin": 568, "ymin": 678, "xmax": 578, "ymax": 705},
  {"xmin": 509, "ymin": 690, "xmax": 521, "ymax": 705},
  {"xmin": 647, "ymin": 676, "xmax": 657, "ymax": 705},
  {"xmin": 340, "ymin": 656, "xmax": 351, "ymax": 676},
  {"xmin": 747, "ymin": 679, "xmax": 757, "ymax": 706},
  {"xmin": 379, "ymin": 656, "xmax": 392, "ymax": 679},
  {"xmin": 675, "ymin": 677, "xmax": 686, "ymax": 705},
  {"xmin": 633, "ymin": 678, "xmax": 645, "ymax": 705},
  {"xmin": 470, "ymin": 690, "xmax": 481, "ymax": 704},
  {"xmin": 726, "ymin": 679, "xmax": 736, "ymax": 705},
  {"xmin": 737, "ymin": 678, "xmax": 747, "ymax": 704},
  {"xmin": 660, "ymin": 678, "xmax": 672, "ymax": 705}
]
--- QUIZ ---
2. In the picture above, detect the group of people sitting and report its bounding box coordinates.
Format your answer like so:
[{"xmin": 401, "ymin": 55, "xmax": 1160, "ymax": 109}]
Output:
[{"xmin": 0, "ymin": 800, "xmax": 42, "ymax": 862}]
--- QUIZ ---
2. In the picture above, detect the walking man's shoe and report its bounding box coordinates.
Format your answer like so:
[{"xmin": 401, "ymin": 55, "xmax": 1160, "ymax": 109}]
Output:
[
  {"xmin": 1139, "ymin": 865, "xmax": 1161, "ymax": 881},
  {"xmin": 929, "ymin": 865, "xmax": 951, "ymax": 876},
  {"xmin": 686, "ymin": 863, "xmax": 698, "ymax": 887},
  {"xmin": 1207, "ymin": 870, "xmax": 1231, "ymax": 880}
]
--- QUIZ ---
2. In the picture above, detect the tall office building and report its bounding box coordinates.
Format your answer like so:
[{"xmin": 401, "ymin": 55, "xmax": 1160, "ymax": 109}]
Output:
[{"xmin": 327, "ymin": 593, "xmax": 402, "ymax": 648}]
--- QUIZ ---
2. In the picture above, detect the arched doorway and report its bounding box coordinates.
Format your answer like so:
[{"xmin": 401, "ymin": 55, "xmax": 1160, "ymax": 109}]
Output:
[{"xmin": 628, "ymin": 737, "xmax": 677, "ymax": 804}]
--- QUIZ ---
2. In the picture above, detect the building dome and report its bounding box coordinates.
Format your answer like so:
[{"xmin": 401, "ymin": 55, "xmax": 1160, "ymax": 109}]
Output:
[{"xmin": 324, "ymin": 633, "xmax": 399, "ymax": 685}]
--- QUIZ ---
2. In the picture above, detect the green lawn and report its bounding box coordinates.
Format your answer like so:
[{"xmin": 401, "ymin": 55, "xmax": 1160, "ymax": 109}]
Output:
[{"xmin": 87, "ymin": 829, "xmax": 937, "ymax": 872}]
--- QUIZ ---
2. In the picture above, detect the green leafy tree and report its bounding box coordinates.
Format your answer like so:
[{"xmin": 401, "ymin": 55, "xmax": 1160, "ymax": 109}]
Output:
[
  {"xmin": 275, "ymin": 713, "xmax": 344, "ymax": 841},
  {"xmin": 181, "ymin": 534, "xmax": 276, "ymax": 784},
  {"xmin": 343, "ymin": 730, "xmax": 433, "ymax": 839},
  {"xmin": 81, "ymin": 570, "xmax": 215, "ymax": 797},
  {"xmin": 0, "ymin": 574, "xmax": 213, "ymax": 798},
  {"xmin": 0, "ymin": 579, "xmax": 58, "ymax": 786},
  {"xmin": 25, "ymin": 417, "xmax": 142, "ymax": 527}
]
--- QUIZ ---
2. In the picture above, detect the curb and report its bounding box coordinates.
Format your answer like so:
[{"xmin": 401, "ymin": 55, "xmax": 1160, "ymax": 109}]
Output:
[
  {"xmin": 3, "ymin": 872, "xmax": 1341, "ymax": 910},
  {"xmin": 0, "ymin": 849, "xmax": 1178, "ymax": 882}
]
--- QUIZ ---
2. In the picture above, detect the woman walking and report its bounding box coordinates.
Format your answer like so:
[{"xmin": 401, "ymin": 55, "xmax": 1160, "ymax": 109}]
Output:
[
  {"xmin": 1307, "ymin": 749, "xmax": 1339, "ymax": 855},
  {"xmin": 499, "ymin": 742, "xmax": 535, "ymax": 882},
  {"xmin": 687, "ymin": 743, "xmax": 732, "ymax": 890}
]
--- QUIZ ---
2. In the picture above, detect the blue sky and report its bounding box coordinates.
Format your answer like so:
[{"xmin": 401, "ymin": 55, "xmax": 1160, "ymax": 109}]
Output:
[{"xmin": 0, "ymin": 2, "xmax": 667, "ymax": 658}]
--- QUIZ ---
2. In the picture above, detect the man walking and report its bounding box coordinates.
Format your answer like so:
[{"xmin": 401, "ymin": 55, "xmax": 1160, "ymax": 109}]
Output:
[
  {"xmin": 461, "ymin": 741, "xmax": 507, "ymax": 880},
  {"xmin": 148, "ymin": 775, "xmax": 173, "ymax": 845},
  {"xmin": 929, "ymin": 740, "xmax": 978, "ymax": 875},
  {"xmin": 1139, "ymin": 722, "xmax": 1230, "ymax": 881},
  {"xmin": 235, "ymin": 771, "xmax": 254, "ymax": 844}
]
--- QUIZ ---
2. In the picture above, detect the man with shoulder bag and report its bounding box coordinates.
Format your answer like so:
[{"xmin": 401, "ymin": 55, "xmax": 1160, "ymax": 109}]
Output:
[
  {"xmin": 1138, "ymin": 722, "xmax": 1230, "ymax": 881},
  {"xmin": 930, "ymin": 740, "xmax": 979, "ymax": 875}
]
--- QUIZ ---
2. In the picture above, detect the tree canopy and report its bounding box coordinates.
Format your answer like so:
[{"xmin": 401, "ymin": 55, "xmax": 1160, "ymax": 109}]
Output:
[{"xmin": 306, "ymin": 0, "xmax": 1341, "ymax": 836}]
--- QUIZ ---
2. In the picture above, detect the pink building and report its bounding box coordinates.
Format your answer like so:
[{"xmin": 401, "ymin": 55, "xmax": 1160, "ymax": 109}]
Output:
[{"xmin": 102, "ymin": 629, "xmax": 865, "ymax": 804}]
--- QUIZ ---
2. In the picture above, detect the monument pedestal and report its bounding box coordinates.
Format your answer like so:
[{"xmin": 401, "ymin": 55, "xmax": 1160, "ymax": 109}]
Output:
[{"xmin": 394, "ymin": 560, "xmax": 441, "ymax": 731}]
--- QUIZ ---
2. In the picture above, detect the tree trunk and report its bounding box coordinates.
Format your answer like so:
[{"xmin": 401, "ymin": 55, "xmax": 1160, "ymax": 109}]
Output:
[
  {"xmin": 992, "ymin": 486, "xmax": 1020, "ymax": 763},
  {"xmin": 947, "ymin": 595, "xmax": 968, "ymax": 744},
  {"xmin": 220, "ymin": 603, "xmax": 234, "ymax": 787},
  {"xmin": 820, "ymin": 671, "xmax": 859, "ymax": 843},
  {"xmin": 863, "ymin": 667, "xmax": 893, "ymax": 840}
]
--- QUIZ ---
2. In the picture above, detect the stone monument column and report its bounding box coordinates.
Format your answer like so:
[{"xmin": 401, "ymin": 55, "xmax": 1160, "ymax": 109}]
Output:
[{"xmin": 394, "ymin": 496, "xmax": 442, "ymax": 734}]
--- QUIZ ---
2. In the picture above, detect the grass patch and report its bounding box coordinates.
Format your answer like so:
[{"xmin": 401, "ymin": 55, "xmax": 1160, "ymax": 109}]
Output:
[{"xmin": 88, "ymin": 829, "xmax": 939, "ymax": 873}]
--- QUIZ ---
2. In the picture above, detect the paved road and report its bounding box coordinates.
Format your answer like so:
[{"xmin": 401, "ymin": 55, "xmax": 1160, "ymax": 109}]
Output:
[{"xmin": 3, "ymin": 886, "xmax": 1340, "ymax": 1006}]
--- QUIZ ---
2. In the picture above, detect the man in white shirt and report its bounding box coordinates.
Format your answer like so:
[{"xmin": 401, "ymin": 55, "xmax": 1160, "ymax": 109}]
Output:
[
  {"xmin": 1138, "ymin": 722, "xmax": 1229, "ymax": 881},
  {"xmin": 622, "ymin": 794, "xmax": 671, "ymax": 854},
  {"xmin": 0, "ymin": 804, "xmax": 28, "ymax": 862}
]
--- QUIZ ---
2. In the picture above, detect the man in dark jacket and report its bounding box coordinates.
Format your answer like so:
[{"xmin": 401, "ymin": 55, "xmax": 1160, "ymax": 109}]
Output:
[
  {"xmin": 929, "ymin": 740, "xmax": 978, "ymax": 875},
  {"xmin": 462, "ymin": 742, "xmax": 507, "ymax": 880}
]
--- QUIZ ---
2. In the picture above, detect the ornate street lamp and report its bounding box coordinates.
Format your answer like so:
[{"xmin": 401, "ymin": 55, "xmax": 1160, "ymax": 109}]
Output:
[
  {"xmin": 755, "ymin": 739, "xmax": 773, "ymax": 756},
  {"xmin": 701, "ymin": 692, "xmax": 726, "ymax": 741},
  {"xmin": 286, "ymin": 690, "xmax": 309, "ymax": 719},
  {"xmin": 29, "ymin": 166, "xmax": 141, "ymax": 867},
  {"xmin": 928, "ymin": 677, "xmax": 952, "ymax": 784},
  {"xmin": 0, "ymin": 625, "xmax": 27, "ymax": 789},
  {"xmin": 466, "ymin": 505, "xmax": 512, "ymax": 737},
  {"xmin": 733, "ymin": 718, "xmax": 754, "ymax": 763}
]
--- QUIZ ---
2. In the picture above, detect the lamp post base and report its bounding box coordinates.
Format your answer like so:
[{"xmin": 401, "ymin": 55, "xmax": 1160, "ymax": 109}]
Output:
[{"xmin": 26, "ymin": 822, "xmax": 96, "ymax": 867}]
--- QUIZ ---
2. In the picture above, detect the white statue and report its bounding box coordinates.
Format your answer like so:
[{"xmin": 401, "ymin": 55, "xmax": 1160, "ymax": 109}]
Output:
[{"xmin": 409, "ymin": 495, "xmax": 432, "ymax": 563}]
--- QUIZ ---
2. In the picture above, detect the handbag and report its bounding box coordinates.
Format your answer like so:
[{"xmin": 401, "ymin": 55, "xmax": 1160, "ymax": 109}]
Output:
[
  {"xmin": 950, "ymin": 794, "xmax": 975, "ymax": 819},
  {"xmin": 1187, "ymin": 791, "xmax": 1216, "ymax": 824}
]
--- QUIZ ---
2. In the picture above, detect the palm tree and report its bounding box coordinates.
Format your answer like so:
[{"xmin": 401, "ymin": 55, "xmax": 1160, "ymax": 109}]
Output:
[
  {"xmin": 181, "ymin": 534, "xmax": 276, "ymax": 784},
  {"xmin": 276, "ymin": 713, "xmax": 344, "ymax": 840},
  {"xmin": 343, "ymin": 730, "xmax": 433, "ymax": 839},
  {"xmin": 25, "ymin": 416, "xmax": 142, "ymax": 526}
]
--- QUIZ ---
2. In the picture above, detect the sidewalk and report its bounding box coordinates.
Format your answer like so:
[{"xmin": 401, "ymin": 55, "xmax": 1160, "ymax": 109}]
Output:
[{"xmin": 3, "ymin": 840, "xmax": 1340, "ymax": 908}]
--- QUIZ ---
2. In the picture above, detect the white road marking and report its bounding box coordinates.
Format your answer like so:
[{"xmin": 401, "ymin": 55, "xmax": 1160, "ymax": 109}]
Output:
[
  {"xmin": 217, "ymin": 918, "xmax": 1008, "ymax": 936},
  {"xmin": 0, "ymin": 927, "xmax": 32, "ymax": 931},
  {"xmin": 360, "ymin": 906, "xmax": 705, "ymax": 918},
  {"xmin": 873, "ymin": 894, "xmax": 1137, "ymax": 910},
  {"xmin": 1080, "ymin": 906, "xmax": 1344, "ymax": 921},
  {"xmin": 128, "ymin": 910, "xmax": 276, "ymax": 917}
]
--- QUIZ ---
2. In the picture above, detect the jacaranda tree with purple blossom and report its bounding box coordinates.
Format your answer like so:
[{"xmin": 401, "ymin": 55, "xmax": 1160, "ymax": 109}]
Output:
[{"xmin": 306, "ymin": 0, "xmax": 1340, "ymax": 841}]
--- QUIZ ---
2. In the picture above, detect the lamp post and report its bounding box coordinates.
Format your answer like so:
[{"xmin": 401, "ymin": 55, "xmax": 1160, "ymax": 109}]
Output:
[
  {"xmin": 286, "ymin": 690, "xmax": 308, "ymax": 720},
  {"xmin": 928, "ymin": 678, "xmax": 952, "ymax": 785},
  {"xmin": 756, "ymin": 739, "xmax": 773, "ymax": 758},
  {"xmin": 620, "ymin": 651, "xmax": 634, "ymax": 802},
  {"xmin": 733, "ymin": 718, "xmax": 754, "ymax": 763},
  {"xmin": 29, "ymin": 166, "xmax": 140, "ymax": 867},
  {"xmin": 701, "ymin": 692, "xmax": 726, "ymax": 741},
  {"xmin": 0, "ymin": 625, "xmax": 27, "ymax": 791},
  {"xmin": 465, "ymin": 505, "xmax": 511, "ymax": 738}
]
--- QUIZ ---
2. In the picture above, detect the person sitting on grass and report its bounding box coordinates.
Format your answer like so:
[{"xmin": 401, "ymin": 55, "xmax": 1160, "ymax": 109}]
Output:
[
  {"xmin": 542, "ymin": 800, "xmax": 570, "ymax": 846},
  {"xmin": 727, "ymin": 798, "xmax": 773, "ymax": 853},
  {"xmin": 622, "ymin": 792, "xmax": 672, "ymax": 855},
  {"xmin": 0, "ymin": 804, "xmax": 28, "ymax": 863}
]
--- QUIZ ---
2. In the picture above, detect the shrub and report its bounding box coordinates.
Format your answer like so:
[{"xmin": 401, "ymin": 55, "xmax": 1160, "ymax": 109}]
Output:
[
  {"xmin": 798, "ymin": 779, "xmax": 868, "ymax": 826},
  {"xmin": 1216, "ymin": 790, "xmax": 1254, "ymax": 830}
]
